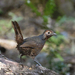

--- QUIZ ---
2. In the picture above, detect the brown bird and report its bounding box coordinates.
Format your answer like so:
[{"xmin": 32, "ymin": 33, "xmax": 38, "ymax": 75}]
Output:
[{"xmin": 12, "ymin": 21, "xmax": 56, "ymax": 66}]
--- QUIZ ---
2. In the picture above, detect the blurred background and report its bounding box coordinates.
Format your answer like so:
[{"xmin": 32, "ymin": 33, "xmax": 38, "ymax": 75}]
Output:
[{"xmin": 0, "ymin": 0, "xmax": 75, "ymax": 75}]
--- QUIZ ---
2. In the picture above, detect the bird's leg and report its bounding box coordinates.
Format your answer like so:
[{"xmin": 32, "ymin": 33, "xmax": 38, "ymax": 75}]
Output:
[
  {"xmin": 19, "ymin": 54, "xmax": 24, "ymax": 67},
  {"xmin": 20, "ymin": 54, "xmax": 23, "ymax": 62},
  {"xmin": 34, "ymin": 58, "xmax": 42, "ymax": 66}
]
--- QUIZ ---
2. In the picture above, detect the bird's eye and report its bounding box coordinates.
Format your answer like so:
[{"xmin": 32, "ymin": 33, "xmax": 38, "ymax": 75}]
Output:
[{"xmin": 48, "ymin": 32, "xmax": 50, "ymax": 34}]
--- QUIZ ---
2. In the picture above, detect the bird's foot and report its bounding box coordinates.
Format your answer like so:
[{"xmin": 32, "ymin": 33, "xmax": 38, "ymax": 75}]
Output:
[
  {"xmin": 35, "ymin": 64, "xmax": 41, "ymax": 67},
  {"xmin": 19, "ymin": 62, "xmax": 24, "ymax": 69}
]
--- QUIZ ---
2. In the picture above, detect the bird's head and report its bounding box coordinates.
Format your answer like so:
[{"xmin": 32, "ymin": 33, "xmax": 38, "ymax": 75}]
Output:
[{"xmin": 43, "ymin": 30, "xmax": 56, "ymax": 40}]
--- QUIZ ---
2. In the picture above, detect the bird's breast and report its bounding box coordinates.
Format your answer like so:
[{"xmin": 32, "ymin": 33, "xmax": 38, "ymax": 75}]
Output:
[{"xmin": 35, "ymin": 40, "xmax": 45, "ymax": 50}]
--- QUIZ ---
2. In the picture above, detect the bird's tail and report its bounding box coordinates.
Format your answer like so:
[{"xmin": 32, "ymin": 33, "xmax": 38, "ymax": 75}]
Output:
[{"xmin": 12, "ymin": 21, "xmax": 23, "ymax": 45}]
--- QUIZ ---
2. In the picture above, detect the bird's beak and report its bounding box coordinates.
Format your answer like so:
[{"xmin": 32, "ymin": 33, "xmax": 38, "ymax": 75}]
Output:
[{"xmin": 52, "ymin": 33, "xmax": 57, "ymax": 36}]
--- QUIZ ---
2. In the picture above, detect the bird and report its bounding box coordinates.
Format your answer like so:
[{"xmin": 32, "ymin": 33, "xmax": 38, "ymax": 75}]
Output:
[{"xmin": 12, "ymin": 21, "xmax": 56, "ymax": 66}]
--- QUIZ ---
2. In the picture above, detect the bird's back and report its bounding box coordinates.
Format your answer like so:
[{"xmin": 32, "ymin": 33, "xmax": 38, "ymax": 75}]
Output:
[{"xmin": 23, "ymin": 35, "xmax": 46, "ymax": 50}]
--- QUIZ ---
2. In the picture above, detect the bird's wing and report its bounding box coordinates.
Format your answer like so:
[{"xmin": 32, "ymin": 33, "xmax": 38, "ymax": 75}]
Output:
[{"xmin": 20, "ymin": 40, "xmax": 37, "ymax": 48}]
